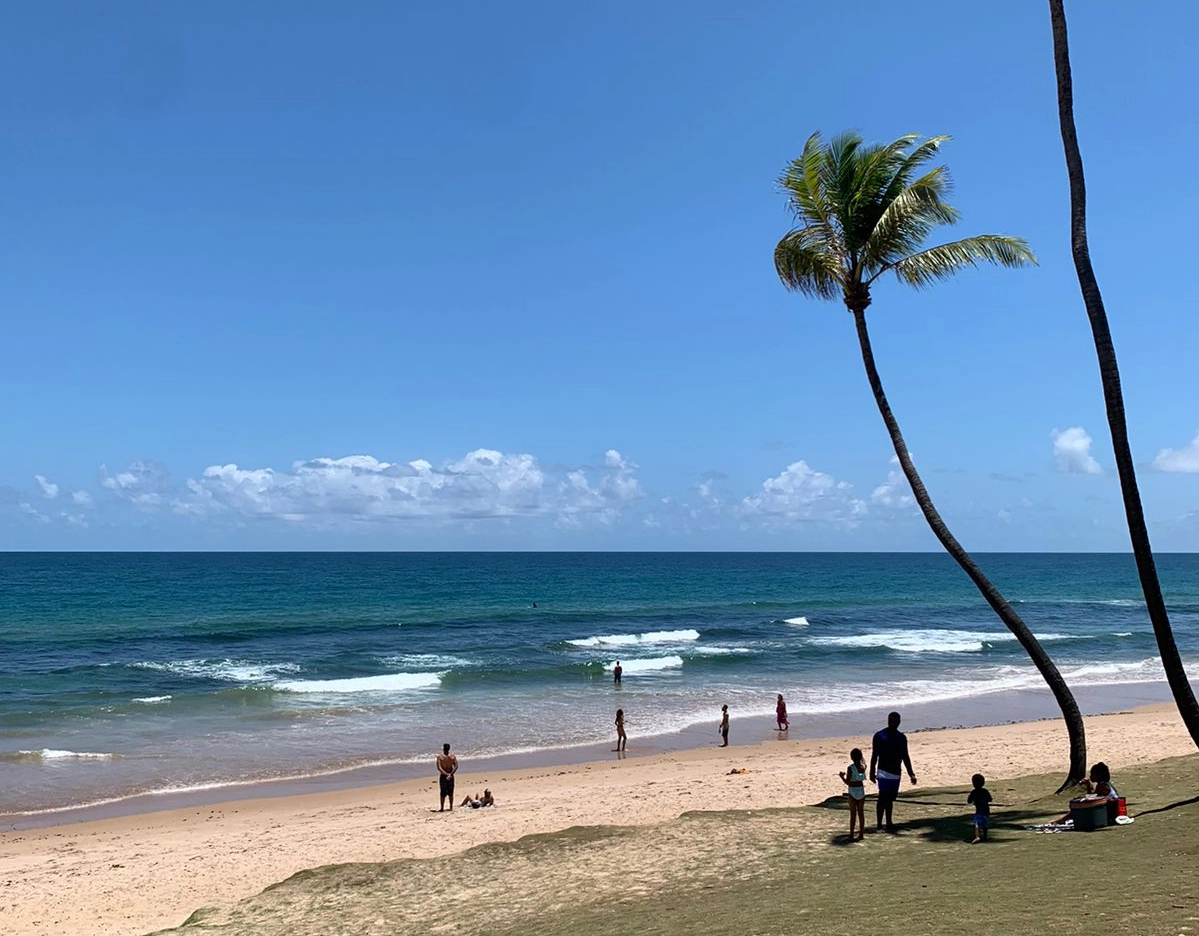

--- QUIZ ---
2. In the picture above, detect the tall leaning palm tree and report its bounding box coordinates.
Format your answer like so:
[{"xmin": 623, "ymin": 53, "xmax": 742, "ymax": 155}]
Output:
[
  {"xmin": 775, "ymin": 131, "xmax": 1086, "ymax": 788},
  {"xmin": 1048, "ymin": 1, "xmax": 1199, "ymax": 748}
]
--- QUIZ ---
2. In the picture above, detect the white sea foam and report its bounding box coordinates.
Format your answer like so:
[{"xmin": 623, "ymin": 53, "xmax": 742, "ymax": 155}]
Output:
[
  {"xmin": 13, "ymin": 749, "xmax": 116, "ymax": 761},
  {"xmin": 687, "ymin": 646, "xmax": 752, "ymax": 656},
  {"xmin": 132, "ymin": 659, "xmax": 301, "ymax": 683},
  {"xmin": 275, "ymin": 672, "xmax": 443, "ymax": 693},
  {"xmin": 567, "ymin": 629, "xmax": 700, "ymax": 648},
  {"xmin": 809, "ymin": 629, "xmax": 1080, "ymax": 654},
  {"xmin": 783, "ymin": 616, "xmax": 809, "ymax": 627},
  {"xmin": 1062, "ymin": 657, "xmax": 1165, "ymax": 684},
  {"xmin": 380, "ymin": 654, "xmax": 471, "ymax": 670},
  {"xmin": 132, "ymin": 696, "xmax": 172, "ymax": 704},
  {"xmin": 604, "ymin": 656, "xmax": 684, "ymax": 673}
]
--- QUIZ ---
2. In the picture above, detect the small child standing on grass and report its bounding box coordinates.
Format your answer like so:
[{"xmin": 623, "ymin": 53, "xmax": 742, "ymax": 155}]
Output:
[
  {"xmin": 968, "ymin": 773, "xmax": 992, "ymax": 844},
  {"xmin": 839, "ymin": 747, "xmax": 867, "ymax": 841}
]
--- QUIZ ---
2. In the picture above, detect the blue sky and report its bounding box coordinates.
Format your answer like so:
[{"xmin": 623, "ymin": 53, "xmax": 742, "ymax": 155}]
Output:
[{"xmin": 3, "ymin": 1, "xmax": 1197, "ymax": 551}]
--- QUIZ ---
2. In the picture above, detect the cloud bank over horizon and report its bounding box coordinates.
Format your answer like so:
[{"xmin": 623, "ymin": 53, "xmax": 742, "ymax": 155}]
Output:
[
  {"xmin": 6, "ymin": 429, "xmax": 1196, "ymax": 549},
  {"xmin": 9, "ymin": 447, "xmax": 917, "ymax": 542}
]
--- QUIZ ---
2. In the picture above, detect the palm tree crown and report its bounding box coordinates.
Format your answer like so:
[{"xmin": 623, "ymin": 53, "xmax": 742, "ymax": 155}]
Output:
[{"xmin": 774, "ymin": 131, "xmax": 1035, "ymax": 311}]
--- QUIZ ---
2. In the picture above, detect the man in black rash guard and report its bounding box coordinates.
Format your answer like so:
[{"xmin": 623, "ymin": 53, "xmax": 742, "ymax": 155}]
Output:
[{"xmin": 869, "ymin": 711, "xmax": 917, "ymax": 832}]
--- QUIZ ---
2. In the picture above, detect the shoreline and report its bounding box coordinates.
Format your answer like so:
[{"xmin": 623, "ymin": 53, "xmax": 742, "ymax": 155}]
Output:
[
  {"xmin": 1, "ymin": 696, "xmax": 1194, "ymax": 936},
  {"xmin": 1, "ymin": 677, "xmax": 1177, "ymax": 831}
]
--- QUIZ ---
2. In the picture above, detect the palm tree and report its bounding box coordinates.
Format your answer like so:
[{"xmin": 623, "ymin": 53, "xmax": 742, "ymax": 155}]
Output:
[
  {"xmin": 774, "ymin": 130, "xmax": 1086, "ymax": 788},
  {"xmin": 1048, "ymin": 1, "xmax": 1199, "ymax": 748}
]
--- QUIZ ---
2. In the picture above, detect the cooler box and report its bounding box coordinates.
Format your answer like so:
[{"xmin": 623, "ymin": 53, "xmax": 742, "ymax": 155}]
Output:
[{"xmin": 1070, "ymin": 798, "xmax": 1108, "ymax": 831}]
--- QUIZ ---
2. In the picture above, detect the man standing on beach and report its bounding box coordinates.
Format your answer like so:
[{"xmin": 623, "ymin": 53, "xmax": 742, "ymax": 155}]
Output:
[
  {"xmin": 437, "ymin": 743, "xmax": 458, "ymax": 812},
  {"xmin": 869, "ymin": 711, "xmax": 916, "ymax": 832},
  {"xmin": 613, "ymin": 661, "xmax": 622, "ymax": 685}
]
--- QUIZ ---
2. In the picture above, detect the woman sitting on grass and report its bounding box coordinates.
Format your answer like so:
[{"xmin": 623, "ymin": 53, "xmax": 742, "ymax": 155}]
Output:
[
  {"xmin": 1077, "ymin": 762, "xmax": 1117, "ymax": 799},
  {"xmin": 1052, "ymin": 763, "xmax": 1119, "ymax": 825}
]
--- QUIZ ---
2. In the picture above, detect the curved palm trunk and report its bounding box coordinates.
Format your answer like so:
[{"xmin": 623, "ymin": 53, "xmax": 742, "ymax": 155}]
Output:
[
  {"xmin": 851, "ymin": 307, "xmax": 1086, "ymax": 790},
  {"xmin": 1049, "ymin": 0, "xmax": 1199, "ymax": 749}
]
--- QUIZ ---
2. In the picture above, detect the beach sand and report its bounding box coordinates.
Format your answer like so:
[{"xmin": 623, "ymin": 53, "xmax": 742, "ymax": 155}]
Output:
[{"xmin": 1, "ymin": 701, "xmax": 1193, "ymax": 936}]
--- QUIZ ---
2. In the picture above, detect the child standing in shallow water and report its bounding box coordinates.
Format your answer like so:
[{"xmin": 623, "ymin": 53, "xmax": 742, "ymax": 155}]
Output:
[
  {"xmin": 968, "ymin": 773, "xmax": 992, "ymax": 843},
  {"xmin": 839, "ymin": 747, "xmax": 867, "ymax": 841},
  {"xmin": 614, "ymin": 708, "xmax": 627, "ymax": 752}
]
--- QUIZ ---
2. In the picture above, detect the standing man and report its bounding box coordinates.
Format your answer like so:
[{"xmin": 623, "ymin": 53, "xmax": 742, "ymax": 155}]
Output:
[
  {"xmin": 613, "ymin": 661, "xmax": 623, "ymax": 685},
  {"xmin": 437, "ymin": 743, "xmax": 458, "ymax": 812},
  {"xmin": 869, "ymin": 711, "xmax": 916, "ymax": 832},
  {"xmin": 718, "ymin": 704, "xmax": 729, "ymax": 747}
]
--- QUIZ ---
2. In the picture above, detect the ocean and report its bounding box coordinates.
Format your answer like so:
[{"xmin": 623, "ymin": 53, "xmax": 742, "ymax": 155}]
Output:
[{"xmin": 2, "ymin": 552, "xmax": 1197, "ymax": 821}]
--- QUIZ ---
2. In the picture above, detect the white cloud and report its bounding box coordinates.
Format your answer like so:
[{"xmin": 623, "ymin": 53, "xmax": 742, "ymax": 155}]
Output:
[
  {"xmin": 34, "ymin": 475, "xmax": 59, "ymax": 499},
  {"xmin": 71, "ymin": 490, "xmax": 94, "ymax": 506},
  {"xmin": 555, "ymin": 449, "xmax": 643, "ymax": 527},
  {"xmin": 100, "ymin": 461, "xmax": 171, "ymax": 506},
  {"xmin": 169, "ymin": 448, "xmax": 642, "ymax": 528},
  {"xmin": 1151, "ymin": 432, "xmax": 1199, "ymax": 473},
  {"xmin": 1051, "ymin": 427, "xmax": 1103, "ymax": 475},
  {"xmin": 870, "ymin": 470, "xmax": 915, "ymax": 509},
  {"xmin": 739, "ymin": 460, "xmax": 866, "ymax": 526},
  {"xmin": 18, "ymin": 502, "xmax": 51, "ymax": 524}
]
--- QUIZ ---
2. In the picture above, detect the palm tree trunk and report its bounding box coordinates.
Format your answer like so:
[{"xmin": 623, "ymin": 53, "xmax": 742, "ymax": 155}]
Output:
[
  {"xmin": 1049, "ymin": 0, "xmax": 1199, "ymax": 749},
  {"xmin": 851, "ymin": 306, "xmax": 1087, "ymax": 790}
]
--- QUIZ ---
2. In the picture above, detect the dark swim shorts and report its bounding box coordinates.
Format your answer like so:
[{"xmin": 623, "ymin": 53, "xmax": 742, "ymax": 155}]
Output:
[
  {"xmin": 440, "ymin": 774, "xmax": 454, "ymax": 798},
  {"xmin": 973, "ymin": 814, "xmax": 989, "ymax": 829}
]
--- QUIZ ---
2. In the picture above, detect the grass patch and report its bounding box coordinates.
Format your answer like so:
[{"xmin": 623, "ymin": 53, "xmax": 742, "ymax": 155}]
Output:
[{"xmin": 152, "ymin": 754, "xmax": 1199, "ymax": 936}]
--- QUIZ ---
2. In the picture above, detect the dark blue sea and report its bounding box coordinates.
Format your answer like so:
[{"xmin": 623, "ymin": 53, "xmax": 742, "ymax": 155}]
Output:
[{"xmin": 2, "ymin": 552, "xmax": 1197, "ymax": 817}]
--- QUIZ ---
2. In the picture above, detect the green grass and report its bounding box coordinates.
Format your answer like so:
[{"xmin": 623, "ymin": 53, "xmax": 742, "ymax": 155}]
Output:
[{"xmin": 154, "ymin": 754, "xmax": 1199, "ymax": 936}]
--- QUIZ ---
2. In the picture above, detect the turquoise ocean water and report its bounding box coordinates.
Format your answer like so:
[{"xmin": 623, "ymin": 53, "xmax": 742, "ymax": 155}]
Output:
[{"xmin": 2, "ymin": 552, "xmax": 1197, "ymax": 818}]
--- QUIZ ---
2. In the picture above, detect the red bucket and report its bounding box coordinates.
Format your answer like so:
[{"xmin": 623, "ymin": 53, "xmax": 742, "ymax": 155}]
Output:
[{"xmin": 1117, "ymin": 797, "xmax": 1127, "ymax": 817}]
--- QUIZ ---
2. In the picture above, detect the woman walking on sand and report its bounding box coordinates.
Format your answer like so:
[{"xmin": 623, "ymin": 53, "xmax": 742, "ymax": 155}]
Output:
[
  {"xmin": 614, "ymin": 708, "xmax": 627, "ymax": 752},
  {"xmin": 776, "ymin": 694, "xmax": 790, "ymax": 731}
]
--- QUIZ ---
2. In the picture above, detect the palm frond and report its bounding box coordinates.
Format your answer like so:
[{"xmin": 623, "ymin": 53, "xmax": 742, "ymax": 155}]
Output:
[
  {"xmin": 862, "ymin": 167, "xmax": 960, "ymax": 275},
  {"xmin": 774, "ymin": 227, "xmax": 845, "ymax": 300},
  {"xmin": 881, "ymin": 135, "xmax": 951, "ymax": 204},
  {"xmin": 778, "ymin": 132, "xmax": 842, "ymax": 250},
  {"xmin": 850, "ymin": 134, "xmax": 922, "ymax": 215},
  {"xmin": 889, "ymin": 235, "xmax": 1037, "ymax": 289}
]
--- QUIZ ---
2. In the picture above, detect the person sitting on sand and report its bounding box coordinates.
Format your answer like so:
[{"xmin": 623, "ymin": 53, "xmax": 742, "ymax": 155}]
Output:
[{"xmin": 460, "ymin": 789, "xmax": 494, "ymax": 809}]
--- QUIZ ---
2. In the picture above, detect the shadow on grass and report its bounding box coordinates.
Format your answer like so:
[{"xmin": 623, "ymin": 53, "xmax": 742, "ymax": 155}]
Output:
[
  {"xmin": 815, "ymin": 790, "xmax": 1085, "ymax": 844},
  {"xmin": 1134, "ymin": 794, "xmax": 1199, "ymax": 817}
]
